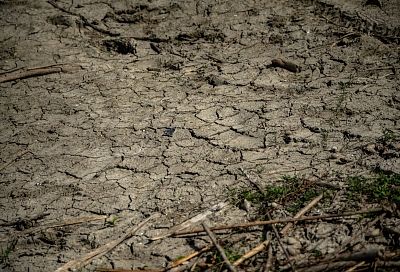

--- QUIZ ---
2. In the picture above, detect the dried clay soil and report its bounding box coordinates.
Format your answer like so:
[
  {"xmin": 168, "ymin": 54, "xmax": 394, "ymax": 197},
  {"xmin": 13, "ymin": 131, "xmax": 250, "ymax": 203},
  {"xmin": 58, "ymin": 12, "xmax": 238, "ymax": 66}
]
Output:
[{"xmin": 0, "ymin": 0, "xmax": 399, "ymax": 271}]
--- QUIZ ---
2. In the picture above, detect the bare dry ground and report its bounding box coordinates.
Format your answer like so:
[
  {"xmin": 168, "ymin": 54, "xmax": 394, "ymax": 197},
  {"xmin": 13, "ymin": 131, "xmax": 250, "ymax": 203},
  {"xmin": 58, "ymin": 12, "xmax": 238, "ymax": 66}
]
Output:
[{"xmin": 0, "ymin": 0, "xmax": 399, "ymax": 271}]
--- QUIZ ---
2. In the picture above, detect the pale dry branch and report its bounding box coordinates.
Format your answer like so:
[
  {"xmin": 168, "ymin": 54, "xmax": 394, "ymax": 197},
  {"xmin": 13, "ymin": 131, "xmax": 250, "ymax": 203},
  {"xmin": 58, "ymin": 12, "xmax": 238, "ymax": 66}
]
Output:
[
  {"xmin": 280, "ymin": 193, "xmax": 324, "ymax": 234},
  {"xmin": 151, "ymin": 202, "xmax": 229, "ymax": 240},
  {"xmin": 55, "ymin": 214, "xmax": 158, "ymax": 272},
  {"xmin": 0, "ymin": 64, "xmax": 81, "ymax": 83},
  {"xmin": 233, "ymin": 240, "xmax": 269, "ymax": 266},
  {"xmin": 171, "ymin": 208, "xmax": 383, "ymax": 237}
]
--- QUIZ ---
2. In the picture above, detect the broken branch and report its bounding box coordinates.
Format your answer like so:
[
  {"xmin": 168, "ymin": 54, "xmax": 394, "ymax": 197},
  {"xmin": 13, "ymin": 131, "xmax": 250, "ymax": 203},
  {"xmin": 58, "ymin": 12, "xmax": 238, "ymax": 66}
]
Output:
[
  {"xmin": 55, "ymin": 213, "xmax": 158, "ymax": 272},
  {"xmin": 171, "ymin": 208, "xmax": 383, "ymax": 237},
  {"xmin": 233, "ymin": 240, "xmax": 269, "ymax": 266},
  {"xmin": 280, "ymin": 193, "xmax": 324, "ymax": 234},
  {"xmin": 0, "ymin": 64, "xmax": 81, "ymax": 83},
  {"xmin": 267, "ymin": 212, "xmax": 295, "ymax": 272},
  {"xmin": 202, "ymin": 223, "xmax": 237, "ymax": 272}
]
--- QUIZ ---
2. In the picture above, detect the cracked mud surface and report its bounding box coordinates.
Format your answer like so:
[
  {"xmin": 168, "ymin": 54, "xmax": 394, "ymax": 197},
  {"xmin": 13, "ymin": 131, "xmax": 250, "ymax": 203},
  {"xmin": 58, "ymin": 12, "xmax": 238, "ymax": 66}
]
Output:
[{"xmin": 0, "ymin": 0, "xmax": 399, "ymax": 271}]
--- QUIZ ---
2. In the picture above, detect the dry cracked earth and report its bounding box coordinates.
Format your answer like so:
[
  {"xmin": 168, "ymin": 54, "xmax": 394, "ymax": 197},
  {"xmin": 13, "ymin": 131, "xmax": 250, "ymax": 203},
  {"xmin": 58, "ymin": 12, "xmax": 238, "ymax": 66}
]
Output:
[{"xmin": 0, "ymin": 0, "xmax": 399, "ymax": 271}]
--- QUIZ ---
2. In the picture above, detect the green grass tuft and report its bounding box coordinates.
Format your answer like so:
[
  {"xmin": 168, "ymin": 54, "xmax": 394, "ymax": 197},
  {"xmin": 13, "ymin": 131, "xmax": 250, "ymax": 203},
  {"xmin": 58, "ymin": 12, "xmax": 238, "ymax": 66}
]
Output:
[{"xmin": 347, "ymin": 173, "xmax": 400, "ymax": 204}]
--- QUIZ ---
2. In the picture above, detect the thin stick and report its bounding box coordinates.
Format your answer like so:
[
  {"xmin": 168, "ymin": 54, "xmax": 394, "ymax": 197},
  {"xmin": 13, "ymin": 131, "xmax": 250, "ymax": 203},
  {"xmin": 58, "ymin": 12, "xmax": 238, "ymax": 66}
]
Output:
[
  {"xmin": 172, "ymin": 208, "xmax": 383, "ymax": 236},
  {"xmin": 0, "ymin": 64, "xmax": 81, "ymax": 83},
  {"xmin": 0, "ymin": 67, "xmax": 22, "ymax": 75},
  {"xmin": 337, "ymin": 213, "xmax": 384, "ymax": 254},
  {"xmin": 267, "ymin": 212, "xmax": 295, "ymax": 272},
  {"xmin": 294, "ymin": 248, "xmax": 382, "ymax": 268},
  {"xmin": 55, "ymin": 214, "xmax": 158, "ymax": 272},
  {"xmin": 297, "ymin": 261, "xmax": 358, "ymax": 272},
  {"xmin": 375, "ymin": 261, "xmax": 400, "ymax": 268},
  {"xmin": 233, "ymin": 240, "xmax": 269, "ymax": 266},
  {"xmin": 234, "ymin": 193, "xmax": 324, "ymax": 266},
  {"xmin": 190, "ymin": 257, "xmax": 201, "ymax": 271},
  {"xmin": 280, "ymin": 193, "xmax": 323, "ymax": 234},
  {"xmin": 202, "ymin": 223, "xmax": 237, "ymax": 272},
  {"xmin": 151, "ymin": 201, "xmax": 229, "ymax": 240},
  {"xmin": 263, "ymin": 242, "xmax": 273, "ymax": 272},
  {"xmin": 345, "ymin": 261, "xmax": 366, "ymax": 272},
  {"xmin": 169, "ymin": 244, "xmax": 213, "ymax": 268},
  {"xmin": 0, "ymin": 67, "xmax": 62, "ymax": 83}
]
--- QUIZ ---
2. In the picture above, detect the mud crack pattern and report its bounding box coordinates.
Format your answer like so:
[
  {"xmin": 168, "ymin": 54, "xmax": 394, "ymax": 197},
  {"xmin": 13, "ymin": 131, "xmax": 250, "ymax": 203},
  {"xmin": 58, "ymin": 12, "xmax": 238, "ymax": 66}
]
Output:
[{"xmin": 0, "ymin": 0, "xmax": 399, "ymax": 271}]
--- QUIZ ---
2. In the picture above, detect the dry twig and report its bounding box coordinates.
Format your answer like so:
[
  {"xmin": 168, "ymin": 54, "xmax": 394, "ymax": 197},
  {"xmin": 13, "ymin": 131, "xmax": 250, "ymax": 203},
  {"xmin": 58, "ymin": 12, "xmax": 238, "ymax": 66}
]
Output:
[
  {"xmin": 233, "ymin": 240, "xmax": 269, "ymax": 266},
  {"xmin": 345, "ymin": 261, "xmax": 366, "ymax": 272},
  {"xmin": 0, "ymin": 64, "xmax": 81, "ymax": 83},
  {"xmin": 336, "ymin": 213, "xmax": 385, "ymax": 254},
  {"xmin": 293, "ymin": 248, "xmax": 382, "ymax": 269},
  {"xmin": 55, "ymin": 214, "xmax": 158, "ymax": 272},
  {"xmin": 267, "ymin": 212, "xmax": 296, "ymax": 272},
  {"xmin": 202, "ymin": 223, "xmax": 237, "ymax": 272},
  {"xmin": 330, "ymin": 32, "xmax": 360, "ymax": 49},
  {"xmin": 280, "ymin": 193, "xmax": 323, "ymax": 234},
  {"xmin": 171, "ymin": 208, "xmax": 383, "ymax": 236},
  {"xmin": 365, "ymin": 66, "xmax": 399, "ymax": 71},
  {"xmin": 151, "ymin": 202, "xmax": 229, "ymax": 240},
  {"xmin": 169, "ymin": 244, "xmax": 213, "ymax": 269},
  {"xmin": 296, "ymin": 261, "xmax": 358, "ymax": 272},
  {"xmin": 240, "ymin": 193, "xmax": 323, "ymax": 270},
  {"xmin": 234, "ymin": 174, "xmax": 323, "ymax": 268},
  {"xmin": 263, "ymin": 242, "xmax": 273, "ymax": 272}
]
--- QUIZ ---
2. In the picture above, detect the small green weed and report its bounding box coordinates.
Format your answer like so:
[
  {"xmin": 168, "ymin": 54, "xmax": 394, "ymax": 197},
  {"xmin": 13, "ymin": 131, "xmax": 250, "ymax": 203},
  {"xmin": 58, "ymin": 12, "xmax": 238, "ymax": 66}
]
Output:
[
  {"xmin": 287, "ymin": 188, "xmax": 321, "ymax": 213},
  {"xmin": 347, "ymin": 173, "xmax": 400, "ymax": 204},
  {"xmin": 0, "ymin": 240, "xmax": 16, "ymax": 266},
  {"xmin": 229, "ymin": 175, "xmax": 320, "ymax": 209},
  {"xmin": 213, "ymin": 248, "xmax": 241, "ymax": 263},
  {"xmin": 378, "ymin": 129, "xmax": 398, "ymax": 144},
  {"xmin": 281, "ymin": 175, "xmax": 301, "ymax": 184},
  {"xmin": 265, "ymin": 185, "xmax": 290, "ymax": 201},
  {"xmin": 228, "ymin": 184, "xmax": 290, "ymax": 208},
  {"xmin": 105, "ymin": 215, "xmax": 118, "ymax": 226}
]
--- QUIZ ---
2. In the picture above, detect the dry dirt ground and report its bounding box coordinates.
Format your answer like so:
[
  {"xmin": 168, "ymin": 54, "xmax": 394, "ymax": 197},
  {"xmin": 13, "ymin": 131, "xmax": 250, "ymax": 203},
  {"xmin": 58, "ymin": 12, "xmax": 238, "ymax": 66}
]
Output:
[{"xmin": 0, "ymin": 0, "xmax": 399, "ymax": 271}]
